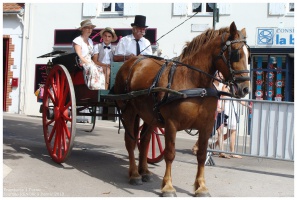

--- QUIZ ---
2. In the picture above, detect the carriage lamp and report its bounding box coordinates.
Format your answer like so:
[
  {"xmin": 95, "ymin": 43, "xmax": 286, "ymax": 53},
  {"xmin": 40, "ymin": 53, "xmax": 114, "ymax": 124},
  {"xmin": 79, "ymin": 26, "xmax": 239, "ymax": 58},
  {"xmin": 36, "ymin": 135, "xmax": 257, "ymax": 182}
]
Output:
[{"xmin": 46, "ymin": 59, "xmax": 53, "ymax": 75}]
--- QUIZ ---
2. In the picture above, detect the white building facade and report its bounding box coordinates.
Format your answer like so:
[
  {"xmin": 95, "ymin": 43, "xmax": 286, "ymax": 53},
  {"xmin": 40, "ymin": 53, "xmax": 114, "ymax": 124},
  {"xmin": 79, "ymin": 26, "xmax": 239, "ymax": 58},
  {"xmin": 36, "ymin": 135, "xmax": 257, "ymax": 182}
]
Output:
[{"xmin": 3, "ymin": 3, "xmax": 294, "ymax": 116}]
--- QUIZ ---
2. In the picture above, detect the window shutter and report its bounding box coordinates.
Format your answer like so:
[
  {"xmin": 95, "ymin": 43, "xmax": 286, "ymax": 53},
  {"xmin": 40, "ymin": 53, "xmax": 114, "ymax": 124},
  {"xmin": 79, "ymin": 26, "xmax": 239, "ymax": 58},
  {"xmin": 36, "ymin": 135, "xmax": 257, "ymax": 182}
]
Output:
[
  {"xmin": 269, "ymin": 3, "xmax": 286, "ymax": 15},
  {"xmin": 173, "ymin": 3, "xmax": 187, "ymax": 16},
  {"xmin": 217, "ymin": 3, "xmax": 231, "ymax": 15},
  {"xmin": 82, "ymin": 3, "xmax": 97, "ymax": 17},
  {"xmin": 123, "ymin": 3, "xmax": 139, "ymax": 16}
]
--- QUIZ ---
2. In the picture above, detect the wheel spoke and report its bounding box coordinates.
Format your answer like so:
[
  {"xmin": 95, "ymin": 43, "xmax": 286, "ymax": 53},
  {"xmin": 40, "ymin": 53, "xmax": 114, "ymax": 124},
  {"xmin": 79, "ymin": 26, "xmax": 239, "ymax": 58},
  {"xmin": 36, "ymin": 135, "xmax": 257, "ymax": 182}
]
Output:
[
  {"xmin": 46, "ymin": 118, "xmax": 54, "ymax": 127},
  {"xmin": 52, "ymin": 124, "xmax": 59, "ymax": 156},
  {"xmin": 46, "ymin": 87, "xmax": 56, "ymax": 105},
  {"xmin": 48, "ymin": 122, "xmax": 57, "ymax": 143},
  {"xmin": 60, "ymin": 101, "xmax": 71, "ymax": 113},
  {"xmin": 61, "ymin": 74, "xmax": 69, "ymax": 107},
  {"xmin": 56, "ymin": 72, "xmax": 61, "ymax": 106},
  {"xmin": 57, "ymin": 120, "xmax": 63, "ymax": 159},
  {"xmin": 50, "ymin": 77, "xmax": 58, "ymax": 102},
  {"xmin": 62, "ymin": 118, "xmax": 71, "ymax": 141},
  {"xmin": 58, "ymin": 74, "xmax": 66, "ymax": 107},
  {"xmin": 59, "ymin": 117, "xmax": 69, "ymax": 156}
]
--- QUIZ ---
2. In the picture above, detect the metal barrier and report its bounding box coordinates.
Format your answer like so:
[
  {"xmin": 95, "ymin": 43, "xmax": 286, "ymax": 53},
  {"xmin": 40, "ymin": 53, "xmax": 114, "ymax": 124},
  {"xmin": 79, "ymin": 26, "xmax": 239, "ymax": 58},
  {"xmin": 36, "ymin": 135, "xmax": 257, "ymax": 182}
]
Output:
[{"xmin": 207, "ymin": 98, "xmax": 294, "ymax": 163}]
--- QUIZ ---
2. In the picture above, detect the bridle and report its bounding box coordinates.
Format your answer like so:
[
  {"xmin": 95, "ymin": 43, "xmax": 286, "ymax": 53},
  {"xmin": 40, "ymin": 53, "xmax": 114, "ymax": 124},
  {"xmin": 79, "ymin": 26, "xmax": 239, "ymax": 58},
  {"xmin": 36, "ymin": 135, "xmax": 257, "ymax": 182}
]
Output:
[{"xmin": 216, "ymin": 31, "xmax": 250, "ymax": 85}]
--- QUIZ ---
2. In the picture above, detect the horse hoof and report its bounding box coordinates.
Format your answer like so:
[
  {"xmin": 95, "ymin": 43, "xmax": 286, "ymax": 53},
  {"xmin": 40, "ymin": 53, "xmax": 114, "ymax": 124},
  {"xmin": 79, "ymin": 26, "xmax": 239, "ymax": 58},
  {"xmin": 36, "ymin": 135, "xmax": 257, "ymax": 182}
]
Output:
[
  {"xmin": 129, "ymin": 178, "xmax": 143, "ymax": 185},
  {"xmin": 161, "ymin": 192, "xmax": 177, "ymax": 197},
  {"xmin": 142, "ymin": 174, "xmax": 153, "ymax": 182},
  {"xmin": 194, "ymin": 192, "xmax": 211, "ymax": 197}
]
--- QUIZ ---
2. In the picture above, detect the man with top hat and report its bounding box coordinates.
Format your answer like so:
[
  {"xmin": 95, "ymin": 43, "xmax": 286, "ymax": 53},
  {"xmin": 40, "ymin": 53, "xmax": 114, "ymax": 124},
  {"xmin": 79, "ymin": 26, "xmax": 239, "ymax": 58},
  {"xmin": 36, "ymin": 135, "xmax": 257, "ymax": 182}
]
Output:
[{"xmin": 114, "ymin": 15, "xmax": 152, "ymax": 62}]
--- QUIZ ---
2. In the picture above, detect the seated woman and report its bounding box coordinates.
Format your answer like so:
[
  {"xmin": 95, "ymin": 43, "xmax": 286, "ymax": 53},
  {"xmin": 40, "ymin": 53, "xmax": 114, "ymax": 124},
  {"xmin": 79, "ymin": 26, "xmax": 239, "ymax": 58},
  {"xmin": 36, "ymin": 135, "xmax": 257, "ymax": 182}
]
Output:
[
  {"xmin": 92, "ymin": 27, "xmax": 118, "ymax": 89},
  {"xmin": 73, "ymin": 19, "xmax": 105, "ymax": 90}
]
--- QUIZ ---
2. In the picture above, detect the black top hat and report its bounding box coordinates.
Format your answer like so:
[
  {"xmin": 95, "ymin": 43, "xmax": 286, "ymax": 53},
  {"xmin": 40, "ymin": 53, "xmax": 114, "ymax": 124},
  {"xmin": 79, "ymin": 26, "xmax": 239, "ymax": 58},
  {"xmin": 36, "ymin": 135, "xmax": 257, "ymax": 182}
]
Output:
[{"xmin": 131, "ymin": 15, "xmax": 148, "ymax": 28}]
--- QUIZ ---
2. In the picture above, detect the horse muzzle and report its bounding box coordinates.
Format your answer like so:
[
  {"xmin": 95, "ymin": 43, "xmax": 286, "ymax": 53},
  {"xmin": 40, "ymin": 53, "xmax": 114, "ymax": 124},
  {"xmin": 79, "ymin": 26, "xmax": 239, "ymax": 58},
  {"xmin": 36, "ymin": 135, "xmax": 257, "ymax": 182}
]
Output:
[{"xmin": 229, "ymin": 82, "xmax": 250, "ymax": 98}]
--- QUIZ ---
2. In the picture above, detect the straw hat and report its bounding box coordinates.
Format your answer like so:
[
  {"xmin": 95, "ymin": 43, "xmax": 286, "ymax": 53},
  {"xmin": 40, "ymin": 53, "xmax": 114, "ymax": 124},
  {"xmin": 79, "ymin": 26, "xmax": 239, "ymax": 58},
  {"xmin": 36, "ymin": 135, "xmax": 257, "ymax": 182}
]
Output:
[
  {"xmin": 99, "ymin": 27, "xmax": 118, "ymax": 42},
  {"xmin": 79, "ymin": 19, "xmax": 96, "ymax": 30}
]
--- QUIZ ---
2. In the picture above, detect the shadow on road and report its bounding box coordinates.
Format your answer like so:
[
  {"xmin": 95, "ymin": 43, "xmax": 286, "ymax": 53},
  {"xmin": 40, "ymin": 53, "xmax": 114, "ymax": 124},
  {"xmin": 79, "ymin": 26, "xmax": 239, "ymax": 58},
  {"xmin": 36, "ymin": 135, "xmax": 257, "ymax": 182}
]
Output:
[{"xmin": 3, "ymin": 117, "xmax": 193, "ymax": 196}]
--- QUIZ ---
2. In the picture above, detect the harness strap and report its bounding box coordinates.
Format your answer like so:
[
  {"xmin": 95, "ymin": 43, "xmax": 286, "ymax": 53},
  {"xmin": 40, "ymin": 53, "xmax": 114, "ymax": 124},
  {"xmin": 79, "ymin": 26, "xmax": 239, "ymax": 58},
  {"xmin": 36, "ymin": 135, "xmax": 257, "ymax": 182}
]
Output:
[
  {"xmin": 167, "ymin": 62, "xmax": 178, "ymax": 89},
  {"xmin": 156, "ymin": 88, "xmax": 220, "ymax": 108},
  {"xmin": 149, "ymin": 61, "xmax": 168, "ymax": 94},
  {"xmin": 152, "ymin": 62, "xmax": 178, "ymax": 123}
]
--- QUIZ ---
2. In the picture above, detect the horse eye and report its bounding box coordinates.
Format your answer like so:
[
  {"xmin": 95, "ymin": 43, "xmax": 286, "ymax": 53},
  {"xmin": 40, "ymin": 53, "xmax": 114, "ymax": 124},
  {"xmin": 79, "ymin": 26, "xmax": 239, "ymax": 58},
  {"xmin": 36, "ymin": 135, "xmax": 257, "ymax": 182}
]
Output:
[{"xmin": 230, "ymin": 49, "xmax": 240, "ymax": 62}]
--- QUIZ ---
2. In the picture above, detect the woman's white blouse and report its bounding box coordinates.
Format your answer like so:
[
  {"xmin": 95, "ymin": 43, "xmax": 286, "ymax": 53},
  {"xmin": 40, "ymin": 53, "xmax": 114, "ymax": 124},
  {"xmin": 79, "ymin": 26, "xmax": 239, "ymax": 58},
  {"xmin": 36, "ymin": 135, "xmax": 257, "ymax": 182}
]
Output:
[{"xmin": 73, "ymin": 36, "xmax": 94, "ymax": 57}]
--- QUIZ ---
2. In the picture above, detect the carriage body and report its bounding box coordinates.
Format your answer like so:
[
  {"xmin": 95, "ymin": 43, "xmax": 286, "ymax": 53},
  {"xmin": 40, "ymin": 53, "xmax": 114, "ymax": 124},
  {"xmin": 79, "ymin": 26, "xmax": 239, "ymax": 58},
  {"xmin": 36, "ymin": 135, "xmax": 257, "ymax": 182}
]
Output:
[{"xmin": 40, "ymin": 52, "xmax": 165, "ymax": 164}]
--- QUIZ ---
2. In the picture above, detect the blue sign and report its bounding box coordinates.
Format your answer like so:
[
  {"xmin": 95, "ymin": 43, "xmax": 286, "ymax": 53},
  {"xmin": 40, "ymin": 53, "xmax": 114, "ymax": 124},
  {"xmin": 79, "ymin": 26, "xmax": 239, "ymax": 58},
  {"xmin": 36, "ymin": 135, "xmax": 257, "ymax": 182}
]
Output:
[{"xmin": 257, "ymin": 28, "xmax": 294, "ymax": 46}]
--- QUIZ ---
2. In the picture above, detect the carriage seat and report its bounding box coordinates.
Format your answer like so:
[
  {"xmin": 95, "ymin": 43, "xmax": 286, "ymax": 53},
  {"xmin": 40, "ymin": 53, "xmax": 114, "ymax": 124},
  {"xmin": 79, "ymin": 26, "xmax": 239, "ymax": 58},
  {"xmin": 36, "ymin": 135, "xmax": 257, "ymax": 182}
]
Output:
[
  {"xmin": 52, "ymin": 52, "xmax": 82, "ymax": 73},
  {"xmin": 52, "ymin": 53, "xmax": 85, "ymax": 85}
]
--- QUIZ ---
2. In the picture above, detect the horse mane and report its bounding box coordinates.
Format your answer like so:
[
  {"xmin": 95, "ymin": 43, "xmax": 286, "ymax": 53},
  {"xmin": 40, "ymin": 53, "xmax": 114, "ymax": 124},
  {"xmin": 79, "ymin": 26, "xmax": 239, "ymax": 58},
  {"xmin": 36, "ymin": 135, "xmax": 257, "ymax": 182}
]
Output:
[{"xmin": 179, "ymin": 27, "xmax": 230, "ymax": 60}]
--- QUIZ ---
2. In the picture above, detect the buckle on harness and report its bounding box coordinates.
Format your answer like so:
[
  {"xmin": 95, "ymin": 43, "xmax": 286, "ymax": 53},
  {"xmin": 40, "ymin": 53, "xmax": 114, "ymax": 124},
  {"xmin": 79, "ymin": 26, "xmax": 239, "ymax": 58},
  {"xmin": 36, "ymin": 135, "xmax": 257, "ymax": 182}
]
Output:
[{"xmin": 200, "ymin": 89, "xmax": 206, "ymax": 97}]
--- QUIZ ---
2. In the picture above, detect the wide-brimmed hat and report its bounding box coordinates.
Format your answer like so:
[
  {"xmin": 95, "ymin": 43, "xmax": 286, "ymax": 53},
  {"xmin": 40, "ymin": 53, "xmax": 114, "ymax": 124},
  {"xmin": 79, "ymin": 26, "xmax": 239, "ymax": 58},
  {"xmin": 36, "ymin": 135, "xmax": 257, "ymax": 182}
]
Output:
[
  {"xmin": 131, "ymin": 15, "xmax": 148, "ymax": 28},
  {"xmin": 79, "ymin": 19, "xmax": 96, "ymax": 30},
  {"xmin": 99, "ymin": 27, "xmax": 118, "ymax": 42}
]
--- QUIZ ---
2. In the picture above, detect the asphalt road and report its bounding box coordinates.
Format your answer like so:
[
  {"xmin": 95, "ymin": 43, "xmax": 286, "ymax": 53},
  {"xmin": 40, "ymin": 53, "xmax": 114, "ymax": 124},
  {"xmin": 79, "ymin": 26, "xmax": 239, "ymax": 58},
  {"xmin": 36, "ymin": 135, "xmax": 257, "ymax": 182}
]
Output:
[{"xmin": 2, "ymin": 113, "xmax": 294, "ymax": 197}]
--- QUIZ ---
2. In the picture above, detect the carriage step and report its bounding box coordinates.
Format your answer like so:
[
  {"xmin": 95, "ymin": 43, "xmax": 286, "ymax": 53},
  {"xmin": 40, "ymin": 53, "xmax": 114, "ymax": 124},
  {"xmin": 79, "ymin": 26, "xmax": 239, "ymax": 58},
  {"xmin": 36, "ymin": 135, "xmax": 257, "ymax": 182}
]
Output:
[{"xmin": 76, "ymin": 118, "xmax": 89, "ymax": 123}]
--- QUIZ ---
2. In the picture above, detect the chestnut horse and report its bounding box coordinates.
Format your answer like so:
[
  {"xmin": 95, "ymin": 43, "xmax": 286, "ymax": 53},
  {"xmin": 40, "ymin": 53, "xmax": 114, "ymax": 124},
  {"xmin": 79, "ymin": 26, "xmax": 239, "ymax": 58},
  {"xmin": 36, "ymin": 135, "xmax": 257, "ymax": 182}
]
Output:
[{"xmin": 114, "ymin": 22, "xmax": 250, "ymax": 197}]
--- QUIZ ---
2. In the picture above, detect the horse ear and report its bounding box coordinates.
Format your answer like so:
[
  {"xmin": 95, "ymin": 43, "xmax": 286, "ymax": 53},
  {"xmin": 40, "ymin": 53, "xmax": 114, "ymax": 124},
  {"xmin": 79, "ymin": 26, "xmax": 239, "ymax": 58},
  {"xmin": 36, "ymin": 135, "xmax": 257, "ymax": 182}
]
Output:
[
  {"xmin": 230, "ymin": 21, "xmax": 237, "ymax": 39},
  {"xmin": 241, "ymin": 28, "xmax": 247, "ymax": 38}
]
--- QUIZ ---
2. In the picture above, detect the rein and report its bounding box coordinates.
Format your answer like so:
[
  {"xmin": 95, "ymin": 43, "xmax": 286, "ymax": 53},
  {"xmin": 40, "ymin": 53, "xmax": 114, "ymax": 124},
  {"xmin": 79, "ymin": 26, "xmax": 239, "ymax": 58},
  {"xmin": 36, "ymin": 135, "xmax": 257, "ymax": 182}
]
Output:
[
  {"xmin": 140, "ymin": 11, "xmax": 200, "ymax": 55},
  {"xmin": 144, "ymin": 55, "xmax": 229, "ymax": 86}
]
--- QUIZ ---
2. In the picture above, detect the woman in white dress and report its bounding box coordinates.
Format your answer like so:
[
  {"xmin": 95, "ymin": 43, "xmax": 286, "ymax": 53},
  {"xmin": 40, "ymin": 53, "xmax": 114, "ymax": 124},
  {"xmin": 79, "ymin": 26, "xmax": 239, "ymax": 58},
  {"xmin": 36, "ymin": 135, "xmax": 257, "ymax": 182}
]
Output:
[{"xmin": 73, "ymin": 19, "xmax": 105, "ymax": 90}]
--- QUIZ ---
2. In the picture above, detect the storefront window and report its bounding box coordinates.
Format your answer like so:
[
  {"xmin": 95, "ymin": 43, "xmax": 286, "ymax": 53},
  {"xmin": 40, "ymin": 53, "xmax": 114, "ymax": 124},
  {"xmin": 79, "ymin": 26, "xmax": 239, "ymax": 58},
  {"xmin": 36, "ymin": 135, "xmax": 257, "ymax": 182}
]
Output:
[{"xmin": 251, "ymin": 55, "xmax": 291, "ymax": 101}]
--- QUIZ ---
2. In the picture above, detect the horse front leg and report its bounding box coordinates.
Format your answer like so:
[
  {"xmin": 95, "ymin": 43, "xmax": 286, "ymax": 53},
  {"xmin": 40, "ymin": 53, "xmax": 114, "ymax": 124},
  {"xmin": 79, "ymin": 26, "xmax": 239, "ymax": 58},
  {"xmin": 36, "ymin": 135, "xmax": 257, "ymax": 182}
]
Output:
[
  {"xmin": 123, "ymin": 112, "xmax": 142, "ymax": 185},
  {"xmin": 194, "ymin": 129, "xmax": 211, "ymax": 197},
  {"xmin": 161, "ymin": 123, "xmax": 177, "ymax": 197},
  {"xmin": 138, "ymin": 122, "xmax": 153, "ymax": 182}
]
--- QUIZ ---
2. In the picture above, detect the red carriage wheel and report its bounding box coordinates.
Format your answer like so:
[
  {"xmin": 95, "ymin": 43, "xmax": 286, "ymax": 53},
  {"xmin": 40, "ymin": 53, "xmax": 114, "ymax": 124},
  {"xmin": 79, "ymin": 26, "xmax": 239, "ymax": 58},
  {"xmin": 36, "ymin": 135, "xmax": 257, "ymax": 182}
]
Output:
[
  {"xmin": 138, "ymin": 124, "xmax": 165, "ymax": 164},
  {"xmin": 42, "ymin": 64, "xmax": 76, "ymax": 163}
]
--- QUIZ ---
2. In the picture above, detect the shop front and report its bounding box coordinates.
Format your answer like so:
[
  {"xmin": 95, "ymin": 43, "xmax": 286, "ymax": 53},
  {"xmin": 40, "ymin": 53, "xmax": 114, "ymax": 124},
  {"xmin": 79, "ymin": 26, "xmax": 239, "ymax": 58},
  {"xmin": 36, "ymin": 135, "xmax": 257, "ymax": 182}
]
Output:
[{"xmin": 251, "ymin": 27, "xmax": 294, "ymax": 102}]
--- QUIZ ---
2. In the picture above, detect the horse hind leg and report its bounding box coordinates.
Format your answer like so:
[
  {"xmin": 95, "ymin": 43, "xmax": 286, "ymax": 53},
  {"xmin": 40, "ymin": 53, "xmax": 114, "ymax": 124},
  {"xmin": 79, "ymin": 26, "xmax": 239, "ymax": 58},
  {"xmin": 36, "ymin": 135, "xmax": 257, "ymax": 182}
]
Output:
[
  {"xmin": 122, "ymin": 111, "xmax": 143, "ymax": 185},
  {"xmin": 138, "ymin": 122, "xmax": 153, "ymax": 182}
]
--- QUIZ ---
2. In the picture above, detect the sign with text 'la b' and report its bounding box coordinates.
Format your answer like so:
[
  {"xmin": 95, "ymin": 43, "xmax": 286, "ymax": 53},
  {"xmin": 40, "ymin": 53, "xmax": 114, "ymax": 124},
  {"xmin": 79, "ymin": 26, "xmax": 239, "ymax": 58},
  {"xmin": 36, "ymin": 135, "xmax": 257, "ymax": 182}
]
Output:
[{"xmin": 257, "ymin": 27, "xmax": 294, "ymax": 47}]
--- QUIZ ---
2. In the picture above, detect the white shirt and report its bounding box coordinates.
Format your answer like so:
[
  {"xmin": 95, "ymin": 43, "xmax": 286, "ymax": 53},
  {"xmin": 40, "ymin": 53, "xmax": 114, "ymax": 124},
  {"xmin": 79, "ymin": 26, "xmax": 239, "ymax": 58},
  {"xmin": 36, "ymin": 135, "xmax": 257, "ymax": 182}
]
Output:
[
  {"xmin": 72, "ymin": 36, "xmax": 94, "ymax": 57},
  {"xmin": 115, "ymin": 34, "xmax": 152, "ymax": 56},
  {"xmin": 102, "ymin": 47, "xmax": 111, "ymax": 64},
  {"xmin": 93, "ymin": 43, "xmax": 112, "ymax": 64}
]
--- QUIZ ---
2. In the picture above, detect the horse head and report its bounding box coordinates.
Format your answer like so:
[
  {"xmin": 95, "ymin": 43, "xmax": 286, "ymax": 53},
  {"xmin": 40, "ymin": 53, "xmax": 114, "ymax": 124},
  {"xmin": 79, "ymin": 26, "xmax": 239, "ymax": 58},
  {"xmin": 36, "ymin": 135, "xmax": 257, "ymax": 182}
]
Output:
[{"xmin": 215, "ymin": 21, "xmax": 250, "ymax": 98}]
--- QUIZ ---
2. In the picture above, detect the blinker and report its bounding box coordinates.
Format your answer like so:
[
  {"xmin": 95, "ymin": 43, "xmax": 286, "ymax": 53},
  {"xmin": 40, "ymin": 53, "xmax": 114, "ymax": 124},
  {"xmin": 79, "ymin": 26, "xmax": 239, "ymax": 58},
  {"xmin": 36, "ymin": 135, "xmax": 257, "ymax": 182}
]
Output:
[{"xmin": 230, "ymin": 49, "xmax": 240, "ymax": 62}]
